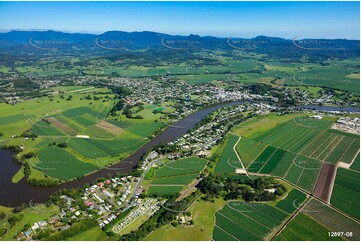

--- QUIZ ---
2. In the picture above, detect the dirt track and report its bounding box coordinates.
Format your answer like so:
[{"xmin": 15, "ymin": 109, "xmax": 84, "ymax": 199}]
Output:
[{"xmin": 313, "ymin": 163, "xmax": 336, "ymax": 202}]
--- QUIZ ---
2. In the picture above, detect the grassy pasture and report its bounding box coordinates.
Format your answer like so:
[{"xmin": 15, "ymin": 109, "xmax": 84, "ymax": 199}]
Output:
[
  {"xmin": 235, "ymin": 137, "xmax": 267, "ymax": 168},
  {"xmin": 285, "ymin": 64, "xmax": 360, "ymax": 94},
  {"xmin": 66, "ymin": 226, "xmax": 111, "ymax": 241},
  {"xmin": 0, "ymin": 114, "xmax": 30, "ymax": 125},
  {"xmin": 125, "ymin": 122, "xmax": 164, "ymax": 137},
  {"xmin": 147, "ymin": 185, "xmax": 184, "ymax": 196},
  {"xmin": 155, "ymin": 157, "xmax": 207, "ymax": 178},
  {"xmin": 145, "ymin": 197, "xmax": 225, "ymax": 241},
  {"xmin": 0, "ymin": 205, "xmax": 59, "ymax": 241},
  {"xmin": 151, "ymin": 173, "xmax": 198, "ymax": 185},
  {"xmin": 214, "ymin": 134, "xmax": 242, "ymax": 173}
]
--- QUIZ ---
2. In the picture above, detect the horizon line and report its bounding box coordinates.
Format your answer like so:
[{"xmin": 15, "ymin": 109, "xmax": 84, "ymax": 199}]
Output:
[{"xmin": 0, "ymin": 29, "xmax": 360, "ymax": 41}]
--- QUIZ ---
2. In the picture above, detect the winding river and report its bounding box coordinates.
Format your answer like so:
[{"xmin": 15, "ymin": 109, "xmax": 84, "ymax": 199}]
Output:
[{"xmin": 0, "ymin": 102, "xmax": 359, "ymax": 206}]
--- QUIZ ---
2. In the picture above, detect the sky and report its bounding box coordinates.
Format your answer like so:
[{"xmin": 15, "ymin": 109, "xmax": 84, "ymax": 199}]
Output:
[{"xmin": 0, "ymin": 1, "xmax": 359, "ymax": 39}]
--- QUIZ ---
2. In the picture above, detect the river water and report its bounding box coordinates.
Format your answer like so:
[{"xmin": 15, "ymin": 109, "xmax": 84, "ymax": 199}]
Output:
[
  {"xmin": 0, "ymin": 101, "xmax": 246, "ymax": 206},
  {"xmin": 0, "ymin": 102, "xmax": 359, "ymax": 206}
]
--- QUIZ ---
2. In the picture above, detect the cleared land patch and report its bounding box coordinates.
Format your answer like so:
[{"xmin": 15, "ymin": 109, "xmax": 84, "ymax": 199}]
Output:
[{"xmin": 96, "ymin": 120, "xmax": 124, "ymax": 135}]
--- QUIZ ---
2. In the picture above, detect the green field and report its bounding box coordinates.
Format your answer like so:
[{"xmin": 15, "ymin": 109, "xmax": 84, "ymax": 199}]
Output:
[
  {"xmin": 275, "ymin": 189, "xmax": 307, "ymax": 214},
  {"xmin": 248, "ymin": 145, "xmax": 277, "ymax": 173},
  {"xmin": 147, "ymin": 185, "xmax": 184, "ymax": 196},
  {"xmin": 126, "ymin": 122, "xmax": 165, "ymax": 137},
  {"xmin": 235, "ymin": 137, "xmax": 267, "ymax": 167},
  {"xmin": 285, "ymin": 63, "xmax": 360, "ymax": 94},
  {"xmin": 67, "ymin": 138, "xmax": 147, "ymax": 159},
  {"xmin": 151, "ymin": 173, "xmax": 198, "ymax": 185},
  {"xmin": 145, "ymin": 197, "xmax": 226, "ymax": 241},
  {"xmin": 215, "ymin": 134, "xmax": 242, "ymax": 173},
  {"xmin": 214, "ymin": 201, "xmax": 289, "ymax": 241},
  {"xmin": 350, "ymin": 153, "xmax": 360, "ymax": 171},
  {"xmin": 235, "ymin": 116, "xmax": 359, "ymax": 193},
  {"xmin": 0, "ymin": 205, "xmax": 59, "ymax": 241},
  {"xmin": 36, "ymin": 147, "xmax": 96, "ymax": 180},
  {"xmin": 66, "ymin": 226, "xmax": 111, "ymax": 241},
  {"xmin": 275, "ymin": 212, "xmax": 342, "ymax": 241},
  {"xmin": 32, "ymin": 121, "xmax": 66, "ymax": 136},
  {"xmin": 155, "ymin": 157, "xmax": 207, "ymax": 178},
  {"xmin": 330, "ymin": 168, "xmax": 360, "ymax": 219},
  {"xmin": 303, "ymin": 199, "xmax": 360, "ymax": 241}
]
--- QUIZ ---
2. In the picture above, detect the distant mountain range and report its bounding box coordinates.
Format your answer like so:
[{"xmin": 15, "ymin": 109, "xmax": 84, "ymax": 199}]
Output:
[{"xmin": 0, "ymin": 30, "xmax": 359, "ymax": 60}]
